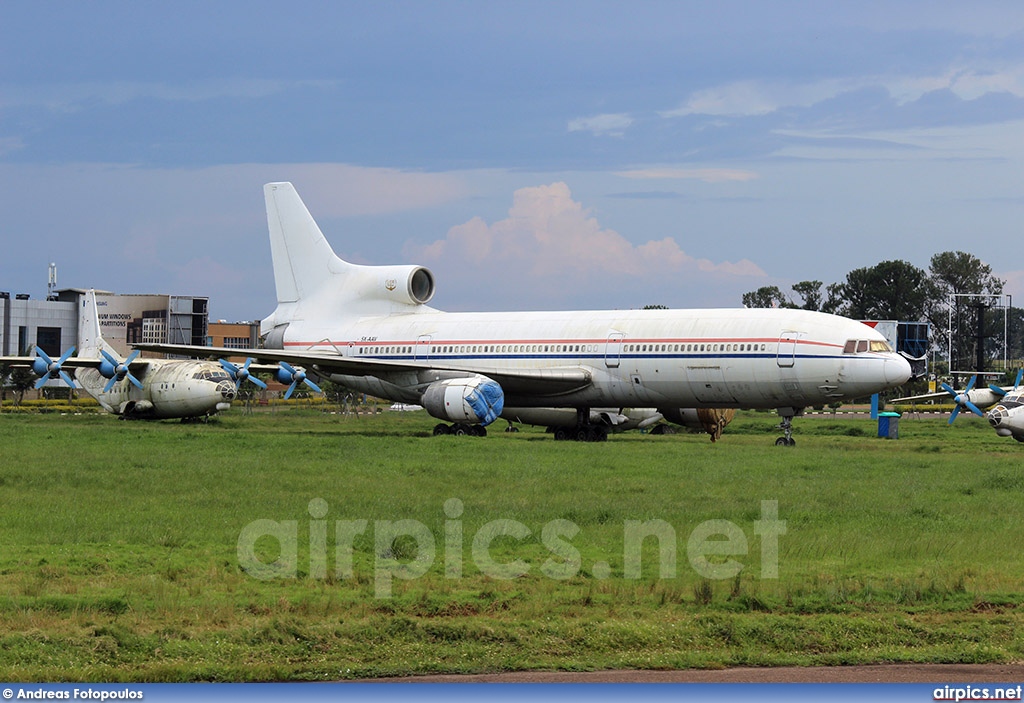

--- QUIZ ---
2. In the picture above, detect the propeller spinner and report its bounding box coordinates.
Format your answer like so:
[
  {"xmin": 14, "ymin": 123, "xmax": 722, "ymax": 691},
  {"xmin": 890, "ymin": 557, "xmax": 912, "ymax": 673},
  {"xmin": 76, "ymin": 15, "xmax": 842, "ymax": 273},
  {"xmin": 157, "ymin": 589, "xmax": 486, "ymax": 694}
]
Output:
[
  {"xmin": 940, "ymin": 375, "xmax": 985, "ymax": 424},
  {"xmin": 219, "ymin": 358, "xmax": 268, "ymax": 390},
  {"xmin": 276, "ymin": 361, "xmax": 322, "ymax": 399},
  {"xmin": 99, "ymin": 349, "xmax": 144, "ymax": 392},
  {"xmin": 32, "ymin": 347, "xmax": 76, "ymax": 389}
]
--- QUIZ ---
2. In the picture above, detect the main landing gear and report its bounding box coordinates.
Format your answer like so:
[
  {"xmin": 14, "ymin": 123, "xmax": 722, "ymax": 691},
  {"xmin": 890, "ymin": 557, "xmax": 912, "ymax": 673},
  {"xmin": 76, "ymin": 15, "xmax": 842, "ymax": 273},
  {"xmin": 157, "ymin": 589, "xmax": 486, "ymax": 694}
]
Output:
[
  {"xmin": 433, "ymin": 422, "xmax": 487, "ymax": 437},
  {"xmin": 551, "ymin": 408, "xmax": 608, "ymax": 442},
  {"xmin": 774, "ymin": 407, "xmax": 801, "ymax": 446}
]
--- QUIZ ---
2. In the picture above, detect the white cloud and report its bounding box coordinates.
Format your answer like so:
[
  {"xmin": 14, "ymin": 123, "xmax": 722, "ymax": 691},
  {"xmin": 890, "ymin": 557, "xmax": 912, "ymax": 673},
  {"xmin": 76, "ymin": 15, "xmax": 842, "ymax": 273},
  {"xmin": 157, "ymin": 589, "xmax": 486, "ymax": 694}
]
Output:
[
  {"xmin": 567, "ymin": 113, "xmax": 634, "ymax": 136},
  {"xmin": 616, "ymin": 168, "xmax": 759, "ymax": 183},
  {"xmin": 662, "ymin": 65, "xmax": 1024, "ymax": 120},
  {"xmin": 413, "ymin": 182, "xmax": 764, "ymax": 280}
]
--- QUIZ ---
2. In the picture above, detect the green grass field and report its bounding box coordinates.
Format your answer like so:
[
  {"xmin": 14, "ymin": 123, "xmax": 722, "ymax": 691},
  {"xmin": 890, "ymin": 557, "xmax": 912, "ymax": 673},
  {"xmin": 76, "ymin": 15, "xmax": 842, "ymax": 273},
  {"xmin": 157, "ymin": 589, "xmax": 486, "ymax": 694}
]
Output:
[{"xmin": 1, "ymin": 408, "xmax": 1022, "ymax": 681}]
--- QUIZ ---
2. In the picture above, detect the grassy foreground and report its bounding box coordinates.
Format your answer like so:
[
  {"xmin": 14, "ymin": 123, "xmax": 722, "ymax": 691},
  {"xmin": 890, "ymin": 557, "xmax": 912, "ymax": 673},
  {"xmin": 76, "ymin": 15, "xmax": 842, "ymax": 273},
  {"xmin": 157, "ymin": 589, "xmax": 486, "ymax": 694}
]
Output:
[{"xmin": 1, "ymin": 408, "xmax": 1022, "ymax": 681}]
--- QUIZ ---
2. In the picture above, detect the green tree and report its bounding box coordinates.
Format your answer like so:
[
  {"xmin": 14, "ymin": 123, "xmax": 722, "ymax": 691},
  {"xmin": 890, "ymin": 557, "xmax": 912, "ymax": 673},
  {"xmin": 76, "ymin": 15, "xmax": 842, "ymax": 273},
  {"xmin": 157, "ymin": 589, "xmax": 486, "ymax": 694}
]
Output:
[
  {"xmin": 831, "ymin": 260, "xmax": 933, "ymax": 321},
  {"xmin": 741, "ymin": 286, "xmax": 792, "ymax": 309},
  {"xmin": 9, "ymin": 366, "xmax": 36, "ymax": 407},
  {"xmin": 791, "ymin": 280, "xmax": 823, "ymax": 311},
  {"xmin": 927, "ymin": 251, "xmax": 1006, "ymax": 371}
]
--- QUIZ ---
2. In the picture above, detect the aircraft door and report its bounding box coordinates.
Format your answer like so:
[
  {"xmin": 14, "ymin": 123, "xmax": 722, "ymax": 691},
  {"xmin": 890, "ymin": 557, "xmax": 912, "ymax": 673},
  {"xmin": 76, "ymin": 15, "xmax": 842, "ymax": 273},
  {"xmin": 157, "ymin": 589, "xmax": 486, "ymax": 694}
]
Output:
[
  {"xmin": 605, "ymin": 332, "xmax": 624, "ymax": 368},
  {"xmin": 777, "ymin": 332, "xmax": 800, "ymax": 368},
  {"xmin": 415, "ymin": 335, "xmax": 432, "ymax": 361}
]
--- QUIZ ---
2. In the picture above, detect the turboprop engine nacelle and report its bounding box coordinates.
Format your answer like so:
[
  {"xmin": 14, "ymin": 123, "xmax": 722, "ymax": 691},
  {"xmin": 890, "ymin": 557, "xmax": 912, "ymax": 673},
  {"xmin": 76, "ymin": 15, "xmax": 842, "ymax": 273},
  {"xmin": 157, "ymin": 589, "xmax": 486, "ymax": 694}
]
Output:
[{"xmin": 421, "ymin": 376, "xmax": 504, "ymax": 426}]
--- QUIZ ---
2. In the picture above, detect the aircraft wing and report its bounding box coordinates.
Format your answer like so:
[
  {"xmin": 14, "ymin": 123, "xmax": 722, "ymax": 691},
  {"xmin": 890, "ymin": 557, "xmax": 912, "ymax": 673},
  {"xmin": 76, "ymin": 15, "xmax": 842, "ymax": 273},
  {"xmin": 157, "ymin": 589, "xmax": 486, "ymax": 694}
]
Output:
[
  {"xmin": 0, "ymin": 354, "xmax": 152, "ymax": 370},
  {"xmin": 892, "ymin": 390, "xmax": 950, "ymax": 404},
  {"xmin": 894, "ymin": 384, "xmax": 1017, "ymax": 405},
  {"xmin": 134, "ymin": 343, "xmax": 593, "ymax": 397}
]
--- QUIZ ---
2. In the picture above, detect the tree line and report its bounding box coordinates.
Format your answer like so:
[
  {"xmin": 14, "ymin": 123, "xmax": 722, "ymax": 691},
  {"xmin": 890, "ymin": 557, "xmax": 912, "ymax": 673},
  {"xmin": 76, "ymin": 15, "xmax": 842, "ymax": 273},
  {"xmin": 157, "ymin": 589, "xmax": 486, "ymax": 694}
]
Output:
[{"xmin": 741, "ymin": 251, "xmax": 1022, "ymax": 371}]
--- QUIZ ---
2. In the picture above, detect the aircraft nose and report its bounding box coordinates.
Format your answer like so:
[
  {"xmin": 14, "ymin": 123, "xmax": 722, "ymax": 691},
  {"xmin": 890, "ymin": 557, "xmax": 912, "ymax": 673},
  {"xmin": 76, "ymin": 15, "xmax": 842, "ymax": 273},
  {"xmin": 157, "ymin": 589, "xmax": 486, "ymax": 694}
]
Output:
[
  {"xmin": 885, "ymin": 354, "xmax": 913, "ymax": 387},
  {"xmin": 987, "ymin": 406, "xmax": 1007, "ymax": 427},
  {"xmin": 217, "ymin": 380, "xmax": 237, "ymax": 401}
]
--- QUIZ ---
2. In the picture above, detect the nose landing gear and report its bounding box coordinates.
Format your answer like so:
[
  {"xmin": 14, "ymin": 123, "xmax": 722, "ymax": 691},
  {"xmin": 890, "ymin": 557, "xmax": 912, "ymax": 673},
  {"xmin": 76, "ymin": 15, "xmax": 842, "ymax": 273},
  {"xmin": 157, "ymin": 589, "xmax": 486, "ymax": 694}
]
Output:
[{"xmin": 774, "ymin": 407, "xmax": 801, "ymax": 446}]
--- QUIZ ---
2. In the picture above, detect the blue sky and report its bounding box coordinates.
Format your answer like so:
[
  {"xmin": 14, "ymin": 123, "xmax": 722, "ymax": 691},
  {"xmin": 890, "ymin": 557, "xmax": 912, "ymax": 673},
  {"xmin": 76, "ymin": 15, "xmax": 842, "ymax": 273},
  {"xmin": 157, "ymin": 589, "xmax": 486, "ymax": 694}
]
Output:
[{"xmin": 2, "ymin": 1, "xmax": 1023, "ymax": 321}]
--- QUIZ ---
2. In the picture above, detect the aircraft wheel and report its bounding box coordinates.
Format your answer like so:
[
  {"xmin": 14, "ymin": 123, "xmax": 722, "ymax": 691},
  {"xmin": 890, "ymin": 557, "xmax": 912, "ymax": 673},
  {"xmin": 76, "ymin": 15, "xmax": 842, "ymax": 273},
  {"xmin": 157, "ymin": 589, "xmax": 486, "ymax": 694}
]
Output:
[
  {"xmin": 472, "ymin": 425, "xmax": 487, "ymax": 437},
  {"xmin": 593, "ymin": 427, "xmax": 608, "ymax": 442},
  {"xmin": 554, "ymin": 427, "xmax": 571, "ymax": 441},
  {"xmin": 1015, "ymin": 435, "xmax": 1024, "ymax": 443},
  {"xmin": 453, "ymin": 423, "xmax": 471, "ymax": 436},
  {"xmin": 433, "ymin": 423, "xmax": 451, "ymax": 436},
  {"xmin": 575, "ymin": 427, "xmax": 590, "ymax": 442},
  {"xmin": 775, "ymin": 437, "xmax": 795, "ymax": 446}
]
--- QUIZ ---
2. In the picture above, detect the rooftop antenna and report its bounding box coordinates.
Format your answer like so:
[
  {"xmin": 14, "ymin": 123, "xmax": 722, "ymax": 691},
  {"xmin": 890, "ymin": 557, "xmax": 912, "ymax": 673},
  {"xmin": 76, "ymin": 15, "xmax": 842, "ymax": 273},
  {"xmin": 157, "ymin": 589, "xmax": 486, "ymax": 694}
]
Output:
[{"xmin": 47, "ymin": 262, "xmax": 58, "ymax": 301}]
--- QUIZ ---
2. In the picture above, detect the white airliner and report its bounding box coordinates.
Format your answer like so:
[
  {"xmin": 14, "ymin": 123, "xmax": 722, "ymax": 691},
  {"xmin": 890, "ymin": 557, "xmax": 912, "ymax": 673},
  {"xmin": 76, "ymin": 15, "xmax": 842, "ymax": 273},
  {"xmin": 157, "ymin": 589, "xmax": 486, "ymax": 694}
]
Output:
[
  {"xmin": 2, "ymin": 290, "xmax": 264, "ymax": 420},
  {"xmin": 139, "ymin": 182, "xmax": 915, "ymax": 444}
]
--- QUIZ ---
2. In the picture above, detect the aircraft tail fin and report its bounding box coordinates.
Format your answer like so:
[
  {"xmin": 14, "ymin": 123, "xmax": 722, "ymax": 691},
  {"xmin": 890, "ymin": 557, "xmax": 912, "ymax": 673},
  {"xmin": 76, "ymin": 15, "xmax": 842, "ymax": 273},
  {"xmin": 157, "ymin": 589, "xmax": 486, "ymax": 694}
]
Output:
[
  {"xmin": 78, "ymin": 289, "xmax": 119, "ymax": 359},
  {"xmin": 264, "ymin": 182, "xmax": 352, "ymax": 304}
]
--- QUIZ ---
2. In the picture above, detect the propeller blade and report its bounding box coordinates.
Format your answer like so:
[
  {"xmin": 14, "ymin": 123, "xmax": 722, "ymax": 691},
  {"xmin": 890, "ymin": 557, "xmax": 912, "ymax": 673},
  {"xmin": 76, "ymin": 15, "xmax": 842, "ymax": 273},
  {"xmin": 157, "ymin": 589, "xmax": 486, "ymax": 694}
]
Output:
[
  {"xmin": 1015, "ymin": 369, "xmax": 1024, "ymax": 391},
  {"xmin": 36, "ymin": 349, "xmax": 55, "ymax": 365},
  {"xmin": 989, "ymin": 384, "xmax": 1007, "ymax": 398},
  {"xmin": 34, "ymin": 375, "xmax": 50, "ymax": 390},
  {"xmin": 948, "ymin": 405, "xmax": 961, "ymax": 425},
  {"xmin": 126, "ymin": 373, "xmax": 144, "ymax": 390},
  {"xmin": 964, "ymin": 375, "xmax": 977, "ymax": 392},
  {"xmin": 57, "ymin": 346, "xmax": 76, "ymax": 365},
  {"xmin": 303, "ymin": 378, "xmax": 322, "ymax": 394},
  {"xmin": 965, "ymin": 400, "xmax": 985, "ymax": 417},
  {"xmin": 940, "ymin": 382, "xmax": 956, "ymax": 397},
  {"xmin": 284, "ymin": 381, "xmax": 299, "ymax": 400},
  {"xmin": 220, "ymin": 357, "xmax": 268, "ymax": 389},
  {"xmin": 59, "ymin": 370, "xmax": 75, "ymax": 388},
  {"xmin": 104, "ymin": 376, "xmax": 118, "ymax": 393}
]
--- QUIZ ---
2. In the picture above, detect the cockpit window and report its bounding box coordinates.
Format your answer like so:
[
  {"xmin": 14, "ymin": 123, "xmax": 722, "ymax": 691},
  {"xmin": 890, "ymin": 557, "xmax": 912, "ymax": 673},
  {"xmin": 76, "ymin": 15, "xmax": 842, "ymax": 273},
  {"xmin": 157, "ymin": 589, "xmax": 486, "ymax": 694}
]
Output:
[
  {"xmin": 193, "ymin": 369, "xmax": 233, "ymax": 382},
  {"xmin": 845, "ymin": 339, "xmax": 894, "ymax": 354}
]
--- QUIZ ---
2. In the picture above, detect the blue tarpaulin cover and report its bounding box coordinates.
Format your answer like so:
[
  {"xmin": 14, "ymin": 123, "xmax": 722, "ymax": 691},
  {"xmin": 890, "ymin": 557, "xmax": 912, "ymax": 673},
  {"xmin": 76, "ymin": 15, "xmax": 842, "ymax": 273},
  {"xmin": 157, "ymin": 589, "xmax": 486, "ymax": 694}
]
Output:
[{"xmin": 467, "ymin": 380, "xmax": 504, "ymax": 426}]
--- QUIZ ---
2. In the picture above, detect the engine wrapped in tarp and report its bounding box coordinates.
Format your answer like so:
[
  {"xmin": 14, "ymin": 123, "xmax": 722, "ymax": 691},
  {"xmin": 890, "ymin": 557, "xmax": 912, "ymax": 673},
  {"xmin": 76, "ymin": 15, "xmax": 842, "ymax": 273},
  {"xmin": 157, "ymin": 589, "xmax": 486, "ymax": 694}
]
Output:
[
  {"xmin": 660, "ymin": 407, "xmax": 736, "ymax": 442},
  {"xmin": 421, "ymin": 376, "xmax": 504, "ymax": 426}
]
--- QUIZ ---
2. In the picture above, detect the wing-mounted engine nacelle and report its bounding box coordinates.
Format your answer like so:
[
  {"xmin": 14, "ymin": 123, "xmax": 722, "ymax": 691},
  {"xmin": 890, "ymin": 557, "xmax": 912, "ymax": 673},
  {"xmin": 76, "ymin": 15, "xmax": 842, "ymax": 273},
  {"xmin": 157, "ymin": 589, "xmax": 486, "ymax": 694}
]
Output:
[
  {"xmin": 347, "ymin": 264, "xmax": 436, "ymax": 307},
  {"xmin": 661, "ymin": 408, "xmax": 737, "ymax": 440},
  {"xmin": 421, "ymin": 376, "xmax": 504, "ymax": 426}
]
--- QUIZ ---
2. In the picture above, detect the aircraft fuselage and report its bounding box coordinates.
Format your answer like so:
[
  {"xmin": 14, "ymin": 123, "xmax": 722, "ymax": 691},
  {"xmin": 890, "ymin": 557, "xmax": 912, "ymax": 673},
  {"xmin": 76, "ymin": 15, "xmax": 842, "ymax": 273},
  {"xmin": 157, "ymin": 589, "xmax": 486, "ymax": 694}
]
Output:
[
  {"xmin": 282, "ymin": 307, "xmax": 910, "ymax": 411},
  {"xmin": 76, "ymin": 360, "xmax": 236, "ymax": 419}
]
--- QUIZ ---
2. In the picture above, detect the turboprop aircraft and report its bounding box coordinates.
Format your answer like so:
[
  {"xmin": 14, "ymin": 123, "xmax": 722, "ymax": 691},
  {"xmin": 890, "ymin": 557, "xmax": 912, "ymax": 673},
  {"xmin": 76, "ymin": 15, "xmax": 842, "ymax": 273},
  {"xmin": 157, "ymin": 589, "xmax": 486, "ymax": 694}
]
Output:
[
  {"xmin": 895, "ymin": 370, "xmax": 1024, "ymax": 442},
  {"xmin": 1, "ymin": 290, "xmax": 316, "ymax": 420},
  {"xmin": 138, "ymin": 182, "xmax": 916, "ymax": 444}
]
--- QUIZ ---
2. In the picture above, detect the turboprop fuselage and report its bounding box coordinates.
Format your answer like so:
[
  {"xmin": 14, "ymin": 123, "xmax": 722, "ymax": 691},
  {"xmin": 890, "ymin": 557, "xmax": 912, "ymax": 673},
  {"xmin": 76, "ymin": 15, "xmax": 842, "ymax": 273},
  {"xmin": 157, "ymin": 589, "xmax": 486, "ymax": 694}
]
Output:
[{"xmin": 76, "ymin": 360, "xmax": 236, "ymax": 419}]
